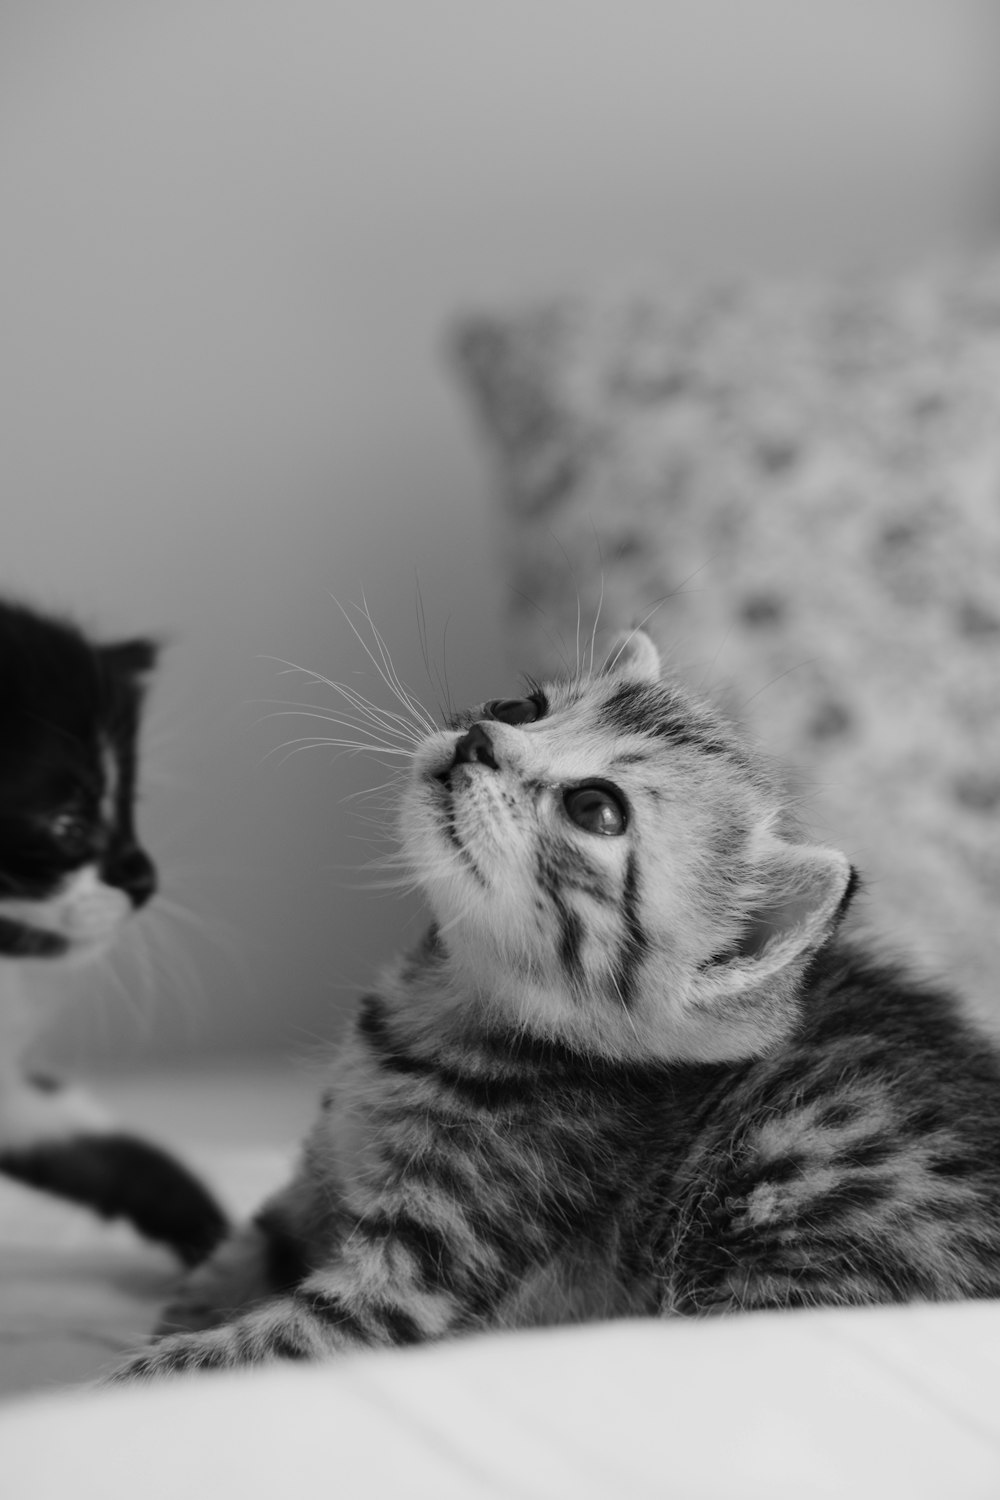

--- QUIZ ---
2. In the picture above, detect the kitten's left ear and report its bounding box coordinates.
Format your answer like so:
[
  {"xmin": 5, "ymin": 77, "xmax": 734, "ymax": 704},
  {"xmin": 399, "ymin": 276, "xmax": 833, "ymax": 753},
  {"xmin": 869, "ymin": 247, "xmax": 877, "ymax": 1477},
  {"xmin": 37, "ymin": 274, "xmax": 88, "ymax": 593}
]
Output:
[
  {"xmin": 101, "ymin": 638, "xmax": 160, "ymax": 684},
  {"xmin": 602, "ymin": 629, "xmax": 661, "ymax": 683}
]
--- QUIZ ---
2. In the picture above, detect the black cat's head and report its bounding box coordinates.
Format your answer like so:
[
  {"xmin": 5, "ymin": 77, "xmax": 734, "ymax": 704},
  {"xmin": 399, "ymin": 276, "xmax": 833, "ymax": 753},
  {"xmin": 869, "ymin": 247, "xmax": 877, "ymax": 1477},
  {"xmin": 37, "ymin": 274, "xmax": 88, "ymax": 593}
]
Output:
[{"xmin": 0, "ymin": 600, "xmax": 159, "ymax": 961}]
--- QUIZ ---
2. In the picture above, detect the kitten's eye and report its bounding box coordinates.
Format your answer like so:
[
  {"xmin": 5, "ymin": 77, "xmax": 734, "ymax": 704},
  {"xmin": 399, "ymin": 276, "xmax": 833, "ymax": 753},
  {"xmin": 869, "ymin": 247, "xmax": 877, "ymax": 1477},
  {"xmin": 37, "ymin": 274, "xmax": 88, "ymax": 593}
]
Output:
[
  {"xmin": 485, "ymin": 696, "xmax": 544, "ymax": 726},
  {"xmin": 562, "ymin": 783, "xmax": 628, "ymax": 836},
  {"xmin": 49, "ymin": 812, "xmax": 94, "ymax": 858}
]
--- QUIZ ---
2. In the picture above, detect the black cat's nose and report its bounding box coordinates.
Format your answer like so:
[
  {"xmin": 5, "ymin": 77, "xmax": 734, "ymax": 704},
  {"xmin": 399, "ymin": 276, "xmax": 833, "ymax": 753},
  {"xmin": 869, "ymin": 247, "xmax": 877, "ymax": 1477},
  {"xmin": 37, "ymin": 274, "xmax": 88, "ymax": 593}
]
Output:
[
  {"xmin": 104, "ymin": 845, "xmax": 158, "ymax": 909},
  {"xmin": 449, "ymin": 722, "xmax": 499, "ymax": 773}
]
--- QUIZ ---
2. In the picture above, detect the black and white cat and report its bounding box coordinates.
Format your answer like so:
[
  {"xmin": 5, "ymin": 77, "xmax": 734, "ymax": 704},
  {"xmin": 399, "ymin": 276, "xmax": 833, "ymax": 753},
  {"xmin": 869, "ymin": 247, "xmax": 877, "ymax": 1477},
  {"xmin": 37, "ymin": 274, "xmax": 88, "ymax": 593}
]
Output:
[{"xmin": 0, "ymin": 598, "xmax": 226, "ymax": 1265}]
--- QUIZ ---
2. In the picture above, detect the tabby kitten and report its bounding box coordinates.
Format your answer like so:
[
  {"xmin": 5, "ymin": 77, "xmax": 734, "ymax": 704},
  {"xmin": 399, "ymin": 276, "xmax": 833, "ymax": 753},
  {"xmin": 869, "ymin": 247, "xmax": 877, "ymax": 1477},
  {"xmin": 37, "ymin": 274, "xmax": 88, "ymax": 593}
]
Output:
[
  {"xmin": 112, "ymin": 629, "xmax": 1000, "ymax": 1378},
  {"xmin": 0, "ymin": 598, "xmax": 226, "ymax": 1265}
]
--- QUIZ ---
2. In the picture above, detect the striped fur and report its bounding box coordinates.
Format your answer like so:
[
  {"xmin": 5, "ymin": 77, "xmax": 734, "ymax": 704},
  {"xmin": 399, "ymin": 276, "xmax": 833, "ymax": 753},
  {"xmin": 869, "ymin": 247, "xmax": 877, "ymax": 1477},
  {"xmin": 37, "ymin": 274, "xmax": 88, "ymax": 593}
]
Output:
[{"xmin": 111, "ymin": 630, "xmax": 1000, "ymax": 1379}]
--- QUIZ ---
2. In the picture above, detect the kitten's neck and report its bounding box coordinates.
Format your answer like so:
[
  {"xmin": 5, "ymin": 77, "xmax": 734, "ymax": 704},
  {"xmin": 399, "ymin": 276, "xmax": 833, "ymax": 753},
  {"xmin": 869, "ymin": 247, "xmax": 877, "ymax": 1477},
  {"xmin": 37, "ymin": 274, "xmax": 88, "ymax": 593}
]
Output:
[{"xmin": 382, "ymin": 924, "xmax": 659, "ymax": 1065}]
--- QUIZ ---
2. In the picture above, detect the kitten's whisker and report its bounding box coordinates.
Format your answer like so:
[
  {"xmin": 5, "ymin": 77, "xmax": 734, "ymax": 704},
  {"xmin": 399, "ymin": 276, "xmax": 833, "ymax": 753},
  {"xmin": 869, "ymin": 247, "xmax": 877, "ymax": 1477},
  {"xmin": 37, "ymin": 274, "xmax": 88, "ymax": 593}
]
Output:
[
  {"xmin": 414, "ymin": 579, "xmax": 455, "ymax": 724},
  {"xmin": 351, "ymin": 593, "xmax": 441, "ymax": 731},
  {"xmin": 588, "ymin": 568, "xmax": 606, "ymax": 680},
  {"xmin": 507, "ymin": 588, "xmax": 572, "ymax": 675},
  {"xmin": 259, "ymin": 710, "xmax": 420, "ymax": 752},
  {"xmin": 333, "ymin": 595, "xmax": 438, "ymax": 734},
  {"xmin": 259, "ymin": 659, "xmax": 424, "ymax": 744},
  {"xmin": 257, "ymin": 704, "xmax": 421, "ymax": 746},
  {"xmin": 316, "ymin": 679, "xmax": 426, "ymax": 740},
  {"xmin": 607, "ymin": 969, "xmax": 643, "ymax": 1048},
  {"xmin": 601, "ymin": 593, "xmax": 677, "ymax": 673},
  {"xmin": 544, "ymin": 528, "xmax": 586, "ymax": 679},
  {"xmin": 586, "ymin": 512, "xmax": 608, "ymax": 680},
  {"xmin": 264, "ymin": 736, "xmax": 415, "ymax": 764},
  {"xmin": 738, "ymin": 659, "xmax": 818, "ymax": 710}
]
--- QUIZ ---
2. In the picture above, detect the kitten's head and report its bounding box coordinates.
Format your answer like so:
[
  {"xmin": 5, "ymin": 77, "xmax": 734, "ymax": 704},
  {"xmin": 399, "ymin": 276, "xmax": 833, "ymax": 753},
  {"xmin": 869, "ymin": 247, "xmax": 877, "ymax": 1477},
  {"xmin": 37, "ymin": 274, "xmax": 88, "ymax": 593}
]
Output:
[
  {"xmin": 0, "ymin": 600, "xmax": 158, "ymax": 962},
  {"xmin": 403, "ymin": 631, "xmax": 855, "ymax": 1063}
]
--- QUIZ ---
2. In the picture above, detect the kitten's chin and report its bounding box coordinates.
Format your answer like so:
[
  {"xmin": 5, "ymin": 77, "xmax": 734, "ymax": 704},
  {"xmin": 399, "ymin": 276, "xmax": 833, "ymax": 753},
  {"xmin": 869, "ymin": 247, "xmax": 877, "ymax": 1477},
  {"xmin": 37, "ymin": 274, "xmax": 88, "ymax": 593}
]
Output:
[{"xmin": 0, "ymin": 869, "xmax": 134, "ymax": 964}]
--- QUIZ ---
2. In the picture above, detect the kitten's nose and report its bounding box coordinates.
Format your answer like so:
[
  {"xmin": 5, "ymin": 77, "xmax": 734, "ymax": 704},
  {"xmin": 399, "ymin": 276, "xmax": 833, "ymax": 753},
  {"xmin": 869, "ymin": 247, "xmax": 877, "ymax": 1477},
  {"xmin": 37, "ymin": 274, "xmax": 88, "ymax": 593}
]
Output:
[
  {"xmin": 449, "ymin": 722, "xmax": 499, "ymax": 773},
  {"xmin": 104, "ymin": 845, "xmax": 158, "ymax": 909}
]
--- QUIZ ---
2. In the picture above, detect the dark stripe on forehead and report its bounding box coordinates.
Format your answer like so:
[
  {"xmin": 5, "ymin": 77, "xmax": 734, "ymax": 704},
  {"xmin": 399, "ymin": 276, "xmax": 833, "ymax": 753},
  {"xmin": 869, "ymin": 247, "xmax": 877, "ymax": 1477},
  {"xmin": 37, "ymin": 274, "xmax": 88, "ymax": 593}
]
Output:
[
  {"xmin": 600, "ymin": 682, "xmax": 730, "ymax": 755},
  {"xmin": 611, "ymin": 850, "xmax": 649, "ymax": 1009}
]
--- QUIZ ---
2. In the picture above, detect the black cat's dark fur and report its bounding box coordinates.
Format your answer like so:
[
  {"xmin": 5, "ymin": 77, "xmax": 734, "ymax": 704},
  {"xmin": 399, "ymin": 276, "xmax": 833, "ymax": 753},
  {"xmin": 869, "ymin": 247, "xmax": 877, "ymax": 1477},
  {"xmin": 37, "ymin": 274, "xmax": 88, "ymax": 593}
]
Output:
[{"xmin": 0, "ymin": 598, "xmax": 226, "ymax": 1265}]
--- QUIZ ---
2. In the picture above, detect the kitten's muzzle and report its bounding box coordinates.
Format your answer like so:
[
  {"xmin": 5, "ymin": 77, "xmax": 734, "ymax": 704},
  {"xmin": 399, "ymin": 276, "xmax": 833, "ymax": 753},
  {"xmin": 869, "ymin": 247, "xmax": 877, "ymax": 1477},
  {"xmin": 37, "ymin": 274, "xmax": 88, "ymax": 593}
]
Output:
[{"xmin": 437, "ymin": 723, "xmax": 499, "ymax": 781}]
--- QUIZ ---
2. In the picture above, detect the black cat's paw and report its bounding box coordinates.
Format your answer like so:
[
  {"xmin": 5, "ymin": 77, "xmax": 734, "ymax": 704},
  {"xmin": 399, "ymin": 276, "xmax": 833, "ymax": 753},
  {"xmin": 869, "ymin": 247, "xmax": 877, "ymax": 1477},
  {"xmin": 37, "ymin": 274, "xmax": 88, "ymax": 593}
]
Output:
[{"xmin": 0, "ymin": 1133, "xmax": 228, "ymax": 1266}]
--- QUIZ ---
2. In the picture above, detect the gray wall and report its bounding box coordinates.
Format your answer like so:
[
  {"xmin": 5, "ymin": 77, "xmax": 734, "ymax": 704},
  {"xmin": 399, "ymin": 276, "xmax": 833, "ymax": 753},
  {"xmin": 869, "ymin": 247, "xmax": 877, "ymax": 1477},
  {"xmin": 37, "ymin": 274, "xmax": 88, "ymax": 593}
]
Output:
[{"xmin": 1, "ymin": 0, "xmax": 993, "ymax": 1066}]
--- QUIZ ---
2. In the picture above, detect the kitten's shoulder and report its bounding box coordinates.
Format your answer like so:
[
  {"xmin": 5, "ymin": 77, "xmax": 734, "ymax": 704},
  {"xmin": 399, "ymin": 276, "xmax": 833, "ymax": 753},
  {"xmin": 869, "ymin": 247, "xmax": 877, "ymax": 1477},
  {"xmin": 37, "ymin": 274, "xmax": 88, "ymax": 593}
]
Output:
[{"xmin": 801, "ymin": 938, "xmax": 999, "ymax": 1062}]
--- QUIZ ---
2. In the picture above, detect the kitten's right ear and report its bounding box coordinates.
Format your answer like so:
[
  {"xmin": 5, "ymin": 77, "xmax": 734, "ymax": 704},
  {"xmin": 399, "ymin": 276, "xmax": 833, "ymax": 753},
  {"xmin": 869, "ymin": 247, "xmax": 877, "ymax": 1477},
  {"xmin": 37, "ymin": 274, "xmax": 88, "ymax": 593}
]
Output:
[
  {"xmin": 101, "ymin": 638, "xmax": 160, "ymax": 684},
  {"xmin": 602, "ymin": 629, "xmax": 661, "ymax": 683},
  {"xmin": 682, "ymin": 838, "xmax": 857, "ymax": 1060}
]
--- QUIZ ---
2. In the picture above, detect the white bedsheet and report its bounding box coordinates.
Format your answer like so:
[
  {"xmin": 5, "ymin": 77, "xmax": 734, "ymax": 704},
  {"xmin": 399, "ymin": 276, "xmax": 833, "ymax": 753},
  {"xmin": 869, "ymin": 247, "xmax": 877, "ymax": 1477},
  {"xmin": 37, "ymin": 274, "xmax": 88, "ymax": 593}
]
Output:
[
  {"xmin": 3, "ymin": 1304, "xmax": 1000, "ymax": 1500},
  {"xmin": 2, "ymin": 1070, "xmax": 999, "ymax": 1499}
]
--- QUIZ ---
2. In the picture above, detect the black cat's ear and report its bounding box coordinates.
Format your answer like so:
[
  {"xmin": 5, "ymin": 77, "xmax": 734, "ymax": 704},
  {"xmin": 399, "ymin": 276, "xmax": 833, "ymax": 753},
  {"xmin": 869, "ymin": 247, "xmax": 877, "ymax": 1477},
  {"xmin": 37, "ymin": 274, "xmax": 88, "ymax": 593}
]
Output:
[
  {"xmin": 100, "ymin": 638, "xmax": 160, "ymax": 684},
  {"xmin": 601, "ymin": 629, "xmax": 661, "ymax": 683}
]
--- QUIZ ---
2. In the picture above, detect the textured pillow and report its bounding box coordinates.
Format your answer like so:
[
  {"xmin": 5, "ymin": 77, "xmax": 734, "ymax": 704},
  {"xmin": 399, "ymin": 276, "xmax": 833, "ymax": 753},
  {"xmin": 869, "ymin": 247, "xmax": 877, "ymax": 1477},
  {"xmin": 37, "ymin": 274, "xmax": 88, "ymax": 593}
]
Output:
[{"xmin": 454, "ymin": 261, "xmax": 1000, "ymax": 1019}]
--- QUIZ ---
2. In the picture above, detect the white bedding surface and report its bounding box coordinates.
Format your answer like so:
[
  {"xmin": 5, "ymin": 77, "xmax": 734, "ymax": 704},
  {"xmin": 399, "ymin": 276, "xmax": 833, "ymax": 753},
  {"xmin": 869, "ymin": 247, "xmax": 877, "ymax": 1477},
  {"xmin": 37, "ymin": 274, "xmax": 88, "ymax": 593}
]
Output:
[
  {"xmin": 2, "ymin": 1070, "xmax": 1000, "ymax": 1499},
  {"xmin": 4, "ymin": 1305, "xmax": 1000, "ymax": 1500}
]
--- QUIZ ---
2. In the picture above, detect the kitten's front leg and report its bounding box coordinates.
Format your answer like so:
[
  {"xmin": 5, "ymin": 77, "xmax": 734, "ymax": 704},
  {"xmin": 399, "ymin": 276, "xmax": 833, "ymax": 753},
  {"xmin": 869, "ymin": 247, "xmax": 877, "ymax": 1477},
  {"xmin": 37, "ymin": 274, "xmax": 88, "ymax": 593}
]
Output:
[
  {"xmin": 109, "ymin": 1295, "xmax": 322, "ymax": 1379},
  {"xmin": 111, "ymin": 1199, "xmax": 510, "ymax": 1379},
  {"xmin": 155, "ymin": 1191, "xmax": 315, "ymax": 1333}
]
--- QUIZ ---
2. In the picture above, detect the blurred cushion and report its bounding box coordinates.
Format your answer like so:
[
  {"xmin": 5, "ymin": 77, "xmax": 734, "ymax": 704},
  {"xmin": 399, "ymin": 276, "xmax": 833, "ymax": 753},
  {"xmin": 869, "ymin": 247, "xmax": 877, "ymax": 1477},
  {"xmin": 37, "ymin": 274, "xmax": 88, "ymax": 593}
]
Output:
[{"xmin": 454, "ymin": 260, "xmax": 1000, "ymax": 1016}]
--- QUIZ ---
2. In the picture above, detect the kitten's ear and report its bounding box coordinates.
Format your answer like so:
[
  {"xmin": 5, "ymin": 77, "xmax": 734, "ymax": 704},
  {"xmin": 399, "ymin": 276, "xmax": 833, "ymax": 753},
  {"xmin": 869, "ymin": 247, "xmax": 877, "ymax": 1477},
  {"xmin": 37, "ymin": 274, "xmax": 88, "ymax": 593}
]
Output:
[
  {"xmin": 683, "ymin": 838, "xmax": 857, "ymax": 1060},
  {"xmin": 720, "ymin": 839, "xmax": 857, "ymax": 989},
  {"xmin": 602, "ymin": 629, "xmax": 661, "ymax": 683},
  {"xmin": 100, "ymin": 638, "xmax": 160, "ymax": 684}
]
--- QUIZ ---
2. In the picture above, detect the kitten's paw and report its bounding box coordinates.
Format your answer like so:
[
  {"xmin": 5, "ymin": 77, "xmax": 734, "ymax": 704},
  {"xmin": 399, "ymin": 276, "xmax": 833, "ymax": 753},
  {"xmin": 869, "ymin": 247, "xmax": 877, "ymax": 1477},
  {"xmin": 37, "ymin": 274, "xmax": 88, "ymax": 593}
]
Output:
[
  {"xmin": 107, "ymin": 1328, "xmax": 235, "ymax": 1383},
  {"xmin": 154, "ymin": 1294, "xmax": 225, "ymax": 1336}
]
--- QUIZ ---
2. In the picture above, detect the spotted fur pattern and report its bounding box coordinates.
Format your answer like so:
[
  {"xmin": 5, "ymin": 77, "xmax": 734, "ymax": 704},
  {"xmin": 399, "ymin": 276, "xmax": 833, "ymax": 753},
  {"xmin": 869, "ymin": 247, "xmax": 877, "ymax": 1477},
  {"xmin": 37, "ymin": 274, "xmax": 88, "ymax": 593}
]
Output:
[{"xmin": 110, "ymin": 630, "xmax": 1000, "ymax": 1379}]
